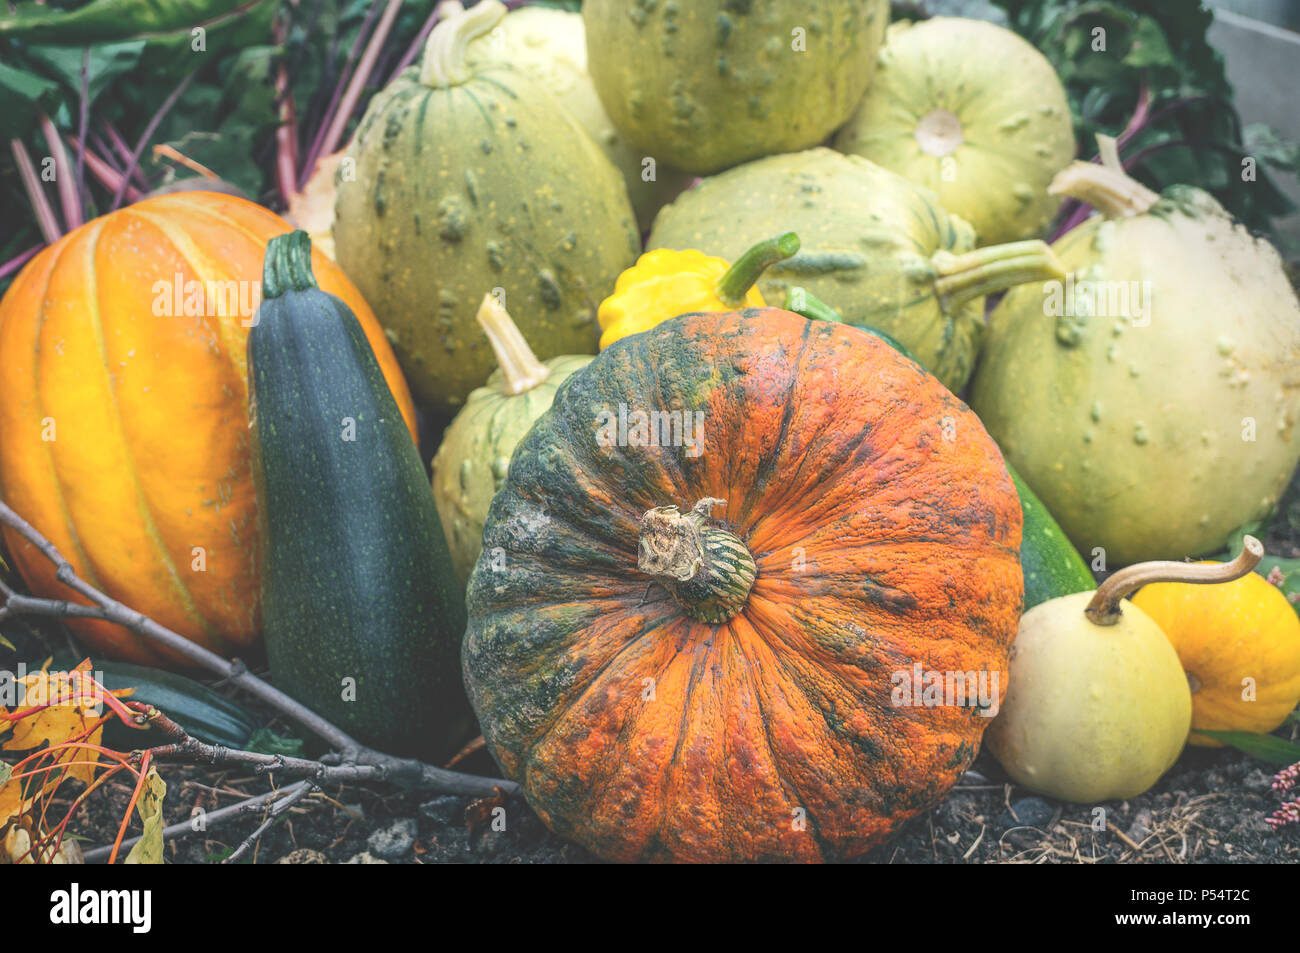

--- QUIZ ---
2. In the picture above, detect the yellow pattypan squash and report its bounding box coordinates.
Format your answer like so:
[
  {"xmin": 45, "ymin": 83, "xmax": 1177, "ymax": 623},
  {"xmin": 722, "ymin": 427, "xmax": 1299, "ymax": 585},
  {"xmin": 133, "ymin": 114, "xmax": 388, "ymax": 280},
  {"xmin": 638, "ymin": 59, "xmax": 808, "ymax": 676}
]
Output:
[
  {"xmin": 1133, "ymin": 563, "xmax": 1300, "ymax": 745},
  {"xmin": 597, "ymin": 233, "xmax": 799, "ymax": 349}
]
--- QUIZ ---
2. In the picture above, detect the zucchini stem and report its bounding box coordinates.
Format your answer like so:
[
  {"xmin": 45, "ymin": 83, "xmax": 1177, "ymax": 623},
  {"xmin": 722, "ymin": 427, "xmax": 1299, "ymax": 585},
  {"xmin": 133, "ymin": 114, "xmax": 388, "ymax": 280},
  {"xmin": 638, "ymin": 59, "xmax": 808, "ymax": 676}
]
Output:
[
  {"xmin": 262, "ymin": 230, "xmax": 318, "ymax": 300},
  {"xmin": 933, "ymin": 240, "xmax": 1066, "ymax": 312},
  {"xmin": 1049, "ymin": 160, "xmax": 1160, "ymax": 220},
  {"xmin": 419, "ymin": 0, "xmax": 505, "ymax": 88},
  {"xmin": 1084, "ymin": 535, "xmax": 1264, "ymax": 626},
  {"xmin": 716, "ymin": 232, "xmax": 801, "ymax": 307},
  {"xmin": 475, "ymin": 293, "xmax": 549, "ymax": 396}
]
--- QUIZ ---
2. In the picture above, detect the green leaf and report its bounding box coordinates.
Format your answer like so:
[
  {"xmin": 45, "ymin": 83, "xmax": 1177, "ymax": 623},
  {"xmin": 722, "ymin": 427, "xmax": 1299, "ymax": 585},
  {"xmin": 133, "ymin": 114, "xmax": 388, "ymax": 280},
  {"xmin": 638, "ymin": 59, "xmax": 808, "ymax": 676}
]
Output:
[
  {"xmin": 21, "ymin": 40, "xmax": 146, "ymax": 105},
  {"xmin": 1121, "ymin": 15, "xmax": 1174, "ymax": 69},
  {"xmin": 0, "ymin": 0, "xmax": 251, "ymax": 44},
  {"xmin": 0, "ymin": 59, "xmax": 63, "ymax": 139},
  {"xmin": 0, "ymin": 634, "xmax": 13, "ymax": 653},
  {"xmin": 244, "ymin": 728, "xmax": 305, "ymax": 758},
  {"xmin": 1197, "ymin": 730, "xmax": 1300, "ymax": 765}
]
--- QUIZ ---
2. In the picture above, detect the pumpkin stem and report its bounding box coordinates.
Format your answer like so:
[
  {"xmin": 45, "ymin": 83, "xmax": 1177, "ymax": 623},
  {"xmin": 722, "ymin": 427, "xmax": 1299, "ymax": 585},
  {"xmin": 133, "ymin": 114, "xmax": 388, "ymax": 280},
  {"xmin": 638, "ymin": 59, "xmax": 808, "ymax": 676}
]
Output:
[
  {"xmin": 637, "ymin": 498, "xmax": 757, "ymax": 624},
  {"xmin": 1084, "ymin": 535, "xmax": 1264, "ymax": 626},
  {"xmin": 932, "ymin": 239, "xmax": 1066, "ymax": 313},
  {"xmin": 782, "ymin": 286, "xmax": 843, "ymax": 324},
  {"xmin": 1049, "ymin": 161, "xmax": 1160, "ymax": 220},
  {"xmin": 716, "ymin": 232, "xmax": 801, "ymax": 308},
  {"xmin": 262, "ymin": 230, "xmax": 318, "ymax": 300},
  {"xmin": 475, "ymin": 294, "xmax": 550, "ymax": 396},
  {"xmin": 419, "ymin": 0, "xmax": 505, "ymax": 88}
]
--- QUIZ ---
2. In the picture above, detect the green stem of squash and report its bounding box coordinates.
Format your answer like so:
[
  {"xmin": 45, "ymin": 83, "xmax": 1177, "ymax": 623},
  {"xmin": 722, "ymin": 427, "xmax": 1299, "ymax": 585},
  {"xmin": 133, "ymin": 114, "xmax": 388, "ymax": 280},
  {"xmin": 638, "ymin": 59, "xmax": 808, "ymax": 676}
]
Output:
[
  {"xmin": 932, "ymin": 239, "xmax": 1066, "ymax": 312},
  {"xmin": 1049, "ymin": 160, "xmax": 1160, "ymax": 220},
  {"xmin": 782, "ymin": 286, "xmax": 843, "ymax": 324},
  {"xmin": 1084, "ymin": 535, "xmax": 1263, "ymax": 627},
  {"xmin": 638, "ymin": 498, "xmax": 757, "ymax": 625},
  {"xmin": 262, "ymin": 230, "xmax": 318, "ymax": 300},
  {"xmin": 716, "ymin": 232, "xmax": 801, "ymax": 308},
  {"xmin": 419, "ymin": 0, "xmax": 506, "ymax": 88},
  {"xmin": 475, "ymin": 294, "xmax": 549, "ymax": 396}
]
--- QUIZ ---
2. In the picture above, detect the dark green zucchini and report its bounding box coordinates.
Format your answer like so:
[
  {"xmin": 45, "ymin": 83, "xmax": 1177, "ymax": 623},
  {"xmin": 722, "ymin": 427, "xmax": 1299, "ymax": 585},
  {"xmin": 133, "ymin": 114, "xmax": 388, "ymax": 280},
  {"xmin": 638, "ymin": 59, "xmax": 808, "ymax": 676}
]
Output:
[
  {"xmin": 48, "ymin": 655, "xmax": 259, "ymax": 750},
  {"xmin": 247, "ymin": 231, "xmax": 473, "ymax": 760},
  {"xmin": 1006, "ymin": 463, "xmax": 1096, "ymax": 609}
]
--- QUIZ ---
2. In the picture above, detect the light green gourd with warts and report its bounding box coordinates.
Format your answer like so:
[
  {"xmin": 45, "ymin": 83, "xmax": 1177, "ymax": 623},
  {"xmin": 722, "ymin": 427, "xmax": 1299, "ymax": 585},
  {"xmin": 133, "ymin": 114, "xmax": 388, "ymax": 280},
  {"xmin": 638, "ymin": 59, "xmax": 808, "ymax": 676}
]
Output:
[
  {"xmin": 333, "ymin": 0, "xmax": 638, "ymax": 414},
  {"xmin": 649, "ymin": 148, "xmax": 1066, "ymax": 392},
  {"xmin": 834, "ymin": 17, "xmax": 1075, "ymax": 246},
  {"xmin": 972, "ymin": 158, "xmax": 1300, "ymax": 565},
  {"xmin": 432, "ymin": 294, "xmax": 593, "ymax": 584},
  {"xmin": 462, "ymin": 3, "xmax": 691, "ymax": 231}
]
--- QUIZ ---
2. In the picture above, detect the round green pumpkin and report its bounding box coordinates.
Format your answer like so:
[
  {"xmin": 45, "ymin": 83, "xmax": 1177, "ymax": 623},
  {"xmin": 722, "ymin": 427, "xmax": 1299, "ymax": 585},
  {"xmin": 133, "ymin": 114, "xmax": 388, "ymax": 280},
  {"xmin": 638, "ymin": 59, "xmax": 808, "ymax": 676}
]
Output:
[
  {"xmin": 463, "ymin": 4, "xmax": 691, "ymax": 231},
  {"xmin": 333, "ymin": 0, "xmax": 639, "ymax": 414},
  {"xmin": 432, "ymin": 295, "xmax": 593, "ymax": 583},
  {"xmin": 834, "ymin": 17, "xmax": 1075, "ymax": 246},
  {"xmin": 583, "ymin": 0, "xmax": 889, "ymax": 175},
  {"xmin": 648, "ymin": 148, "xmax": 1064, "ymax": 392},
  {"xmin": 971, "ymin": 163, "xmax": 1300, "ymax": 564}
]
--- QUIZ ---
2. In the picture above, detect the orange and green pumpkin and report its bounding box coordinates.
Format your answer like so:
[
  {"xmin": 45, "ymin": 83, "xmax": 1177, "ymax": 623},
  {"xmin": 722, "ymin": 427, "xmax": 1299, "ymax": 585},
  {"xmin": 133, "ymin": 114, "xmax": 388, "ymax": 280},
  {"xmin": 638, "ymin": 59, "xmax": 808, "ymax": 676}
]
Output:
[
  {"xmin": 463, "ymin": 309, "xmax": 1023, "ymax": 862},
  {"xmin": 0, "ymin": 192, "xmax": 416, "ymax": 667}
]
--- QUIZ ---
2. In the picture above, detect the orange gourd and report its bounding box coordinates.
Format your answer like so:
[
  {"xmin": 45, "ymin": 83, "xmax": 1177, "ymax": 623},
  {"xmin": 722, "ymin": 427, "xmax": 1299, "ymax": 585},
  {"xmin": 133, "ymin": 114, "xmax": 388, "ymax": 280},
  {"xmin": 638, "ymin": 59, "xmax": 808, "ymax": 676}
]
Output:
[
  {"xmin": 0, "ymin": 192, "xmax": 416, "ymax": 667},
  {"xmin": 1133, "ymin": 565, "xmax": 1300, "ymax": 745},
  {"xmin": 464, "ymin": 309, "xmax": 1023, "ymax": 862}
]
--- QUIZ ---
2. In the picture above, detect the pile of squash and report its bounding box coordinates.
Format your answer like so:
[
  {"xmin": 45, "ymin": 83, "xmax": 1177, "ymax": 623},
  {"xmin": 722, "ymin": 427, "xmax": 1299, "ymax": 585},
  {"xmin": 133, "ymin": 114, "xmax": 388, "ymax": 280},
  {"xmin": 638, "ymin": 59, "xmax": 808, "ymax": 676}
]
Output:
[{"xmin": 2, "ymin": 0, "xmax": 1300, "ymax": 864}]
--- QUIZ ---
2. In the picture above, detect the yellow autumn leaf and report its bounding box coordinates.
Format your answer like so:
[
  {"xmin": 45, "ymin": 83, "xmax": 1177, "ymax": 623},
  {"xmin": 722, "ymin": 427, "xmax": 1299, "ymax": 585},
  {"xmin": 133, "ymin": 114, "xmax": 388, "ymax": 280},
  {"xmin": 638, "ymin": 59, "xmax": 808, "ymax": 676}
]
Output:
[{"xmin": 123, "ymin": 768, "xmax": 166, "ymax": 865}]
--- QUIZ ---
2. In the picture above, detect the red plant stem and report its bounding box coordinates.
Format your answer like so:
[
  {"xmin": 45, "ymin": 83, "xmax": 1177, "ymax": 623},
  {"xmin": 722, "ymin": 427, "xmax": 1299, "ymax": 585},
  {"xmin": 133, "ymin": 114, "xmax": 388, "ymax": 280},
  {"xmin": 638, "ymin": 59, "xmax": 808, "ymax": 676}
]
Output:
[
  {"xmin": 316, "ymin": 0, "xmax": 404, "ymax": 168},
  {"xmin": 102, "ymin": 121, "xmax": 150, "ymax": 188},
  {"xmin": 298, "ymin": 0, "xmax": 385, "ymax": 185},
  {"xmin": 89, "ymin": 132, "xmax": 120, "ymax": 171},
  {"xmin": 76, "ymin": 47, "xmax": 90, "ymax": 217},
  {"xmin": 388, "ymin": 1, "xmax": 445, "ymax": 77},
  {"xmin": 107, "ymin": 749, "xmax": 152, "ymax": 864},
  {"xmin": 75, "ymin": 138, "xmax": 143, "ymax": 203},
  {"xmin": 110, "ymin": 70, "xmax": 198, "ymax": 211},
  {"xmin": 273, "ymin": 14, "xmax": 299, "ymax": 208},
  {"xmin": 9, "ymin": 138, "xmax": 63, "ymax": 245},
  {"xmin": 0, "ymin": 245, "xmax": 43, "ymax": 282},
  {"xmin": 40, "ymin": 114, "xmax": 83, "ymax": 231}
]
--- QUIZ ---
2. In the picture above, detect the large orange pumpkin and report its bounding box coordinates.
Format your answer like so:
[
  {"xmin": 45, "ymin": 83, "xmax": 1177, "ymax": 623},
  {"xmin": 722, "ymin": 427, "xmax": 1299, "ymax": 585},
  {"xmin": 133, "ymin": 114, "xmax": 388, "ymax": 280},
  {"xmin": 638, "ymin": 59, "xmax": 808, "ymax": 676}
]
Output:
[
  {"xmin": 464, "ymin": 309, "xmax": 1023, "ymax": 862},
  {"xmin": 0, "ymin": 192, "xmax": 416, "ymax": 666}
]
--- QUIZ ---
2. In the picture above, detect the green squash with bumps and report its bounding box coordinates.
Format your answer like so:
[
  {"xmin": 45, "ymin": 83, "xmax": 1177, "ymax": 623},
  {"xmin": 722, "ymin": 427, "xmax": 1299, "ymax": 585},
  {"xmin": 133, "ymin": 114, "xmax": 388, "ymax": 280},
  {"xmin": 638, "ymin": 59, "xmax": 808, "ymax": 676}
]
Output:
[
  {"xmin": 432, "ymin": 294, "xmax": 593, "ymax": 583},
  {"xmin": 583, "ymin": 0, "xmax": 889, "ymax": 175},
  {"xmin": 334, "ymin": 0, "xmax": 639, "ymax": 414},
  {"xmin": 649, "ymin": 148, "xmax": 1065, "ymax": 392},
  {"xmin": 972, "ymin": 161, "xmax": 1300, "ymax": 564},
  {"xmin": 834, "ymin": 17, "xmax": 1075, "ymax": 246}
]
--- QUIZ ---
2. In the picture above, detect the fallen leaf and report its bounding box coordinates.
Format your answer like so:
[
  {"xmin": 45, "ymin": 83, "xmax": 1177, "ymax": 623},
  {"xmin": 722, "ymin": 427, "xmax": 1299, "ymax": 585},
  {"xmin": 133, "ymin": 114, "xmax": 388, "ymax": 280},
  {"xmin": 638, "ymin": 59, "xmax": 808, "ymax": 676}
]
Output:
[{"xmin": 124, "ymin": 768, "xmax": 166, "ymax": 865}]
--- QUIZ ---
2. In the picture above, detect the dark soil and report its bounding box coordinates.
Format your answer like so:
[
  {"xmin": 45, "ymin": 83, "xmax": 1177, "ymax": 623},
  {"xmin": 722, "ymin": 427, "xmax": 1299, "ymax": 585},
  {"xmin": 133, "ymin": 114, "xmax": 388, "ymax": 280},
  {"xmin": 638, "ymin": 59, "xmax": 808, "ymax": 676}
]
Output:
[{"xmin": 56, "ymin": 736, "xmax": 1299, "ymax": 864}]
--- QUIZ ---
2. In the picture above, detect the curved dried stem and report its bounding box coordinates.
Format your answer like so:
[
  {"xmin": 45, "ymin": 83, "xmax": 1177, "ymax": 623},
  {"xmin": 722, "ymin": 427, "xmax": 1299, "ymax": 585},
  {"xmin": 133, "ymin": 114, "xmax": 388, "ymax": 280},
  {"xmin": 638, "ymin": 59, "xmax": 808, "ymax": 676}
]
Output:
[{"xmin": 1085, "ymin": 535, "xmax": 1264, "ymax": 626}]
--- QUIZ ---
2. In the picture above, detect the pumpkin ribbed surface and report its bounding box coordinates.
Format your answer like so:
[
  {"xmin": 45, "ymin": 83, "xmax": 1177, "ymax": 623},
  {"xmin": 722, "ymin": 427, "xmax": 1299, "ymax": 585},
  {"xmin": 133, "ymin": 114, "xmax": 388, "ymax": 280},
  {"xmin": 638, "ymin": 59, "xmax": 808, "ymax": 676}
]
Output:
[
  {"xmin": 464, "ymin": 309, "xmax": 1023, "ymax": 862},
  {"xmin": 0, "ymin": 192, "xmax": 416, "ymax": 666}
]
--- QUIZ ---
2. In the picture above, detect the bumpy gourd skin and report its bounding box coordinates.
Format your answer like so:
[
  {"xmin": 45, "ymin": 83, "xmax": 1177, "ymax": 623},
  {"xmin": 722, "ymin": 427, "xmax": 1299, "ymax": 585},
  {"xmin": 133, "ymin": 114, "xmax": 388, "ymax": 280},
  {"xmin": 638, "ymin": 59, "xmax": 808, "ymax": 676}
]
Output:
[
  {"xmin": 972, "ymin": 186, "xmax": 1300, "ymax": 565},
  {"xmin": 463, "ymin": 5, "xmax": 691, "ymax": 231},
  {"xmin": 583, "ymin": 0, "xmax": 889, "ymax": 174},
  {"xmin": 648, "ymin": 149, "xmax": 984, "ymax": 392},
  {"xmin": 334, "ymin": 62, "xmax": 639, "ymax": 414},
  {"xmin": 432, "ymin": 353, "xmax": 593, "ymax": 583},
  {"xmin": 464, "ymin": 309, "xmax": 1023, "ymax": 863},
  {"xmin": 834, "ymin": 17, "xmax": 1075, "ymax": 246}
]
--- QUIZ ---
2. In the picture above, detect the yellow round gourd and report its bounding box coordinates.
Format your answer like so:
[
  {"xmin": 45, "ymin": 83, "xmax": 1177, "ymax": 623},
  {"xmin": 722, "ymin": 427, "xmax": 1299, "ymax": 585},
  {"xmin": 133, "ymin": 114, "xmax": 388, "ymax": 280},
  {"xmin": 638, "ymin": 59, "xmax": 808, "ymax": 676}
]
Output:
[{"xmin": 1133, "ymin": 565, "xmax": 1300, "ymax": 745}]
